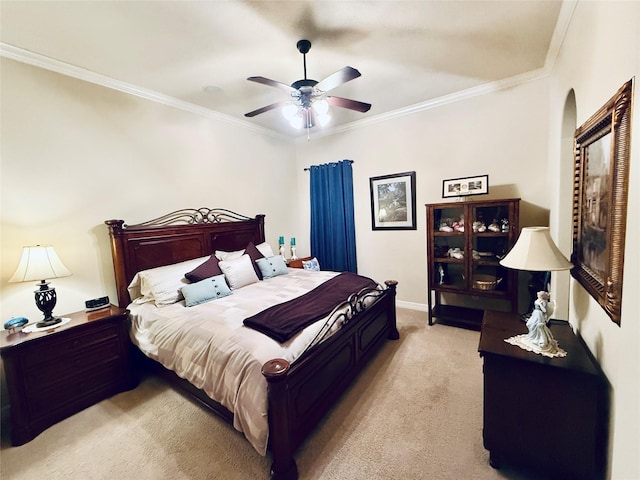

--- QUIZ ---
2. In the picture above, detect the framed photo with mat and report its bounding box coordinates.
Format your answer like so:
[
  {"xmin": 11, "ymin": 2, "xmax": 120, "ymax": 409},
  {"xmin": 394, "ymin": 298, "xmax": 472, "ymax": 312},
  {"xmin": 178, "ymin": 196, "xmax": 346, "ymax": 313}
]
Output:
[{"xmin": 370, "ymin": 171, "xmax": 416, "ymax": 230}]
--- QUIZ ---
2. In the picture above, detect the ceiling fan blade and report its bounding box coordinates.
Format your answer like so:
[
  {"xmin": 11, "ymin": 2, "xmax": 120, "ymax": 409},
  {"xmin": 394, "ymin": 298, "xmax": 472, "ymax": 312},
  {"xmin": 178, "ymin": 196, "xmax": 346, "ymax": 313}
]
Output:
[
  {"xmin": 326, "ymin": 96, "xmax": 371, "ymax": 113},
  {"xmin": 247, "ymin": 76, "xmax": 297, "ymax": 94},
  {"xmin": 245, "ymin": 101, "xmax": 289, "ymax": 118},
  {"xmin": 315, "ymin": 66, "xmax": 361, "ymax": 92}
]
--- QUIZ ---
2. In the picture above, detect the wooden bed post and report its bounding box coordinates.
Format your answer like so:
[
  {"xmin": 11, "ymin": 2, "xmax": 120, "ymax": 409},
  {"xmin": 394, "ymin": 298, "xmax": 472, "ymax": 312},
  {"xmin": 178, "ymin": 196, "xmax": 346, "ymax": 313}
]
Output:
[
  {"xmin": 105, "ymin": 219, "xmax": 130, "ymax": 308},
  {"xmin": 384, "ymin": 280, "xmax": 400, "ymax": 340},
  {"xmin": 262, "ymin": 358, "xmax": 298, "ymax": 480}
]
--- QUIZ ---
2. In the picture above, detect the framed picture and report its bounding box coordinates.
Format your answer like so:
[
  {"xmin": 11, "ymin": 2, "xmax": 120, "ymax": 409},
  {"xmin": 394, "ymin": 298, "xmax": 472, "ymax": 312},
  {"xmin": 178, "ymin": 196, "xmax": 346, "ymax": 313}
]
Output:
[
  {"xmin": 571, "ymin": 79, "xmax": 633, "ymax": 325},
  {"xmin": 442, "ymin": 174, "xmax": 489, "ymax": 198},
  {"xmin": 370, "ymin": 171, "xmax": 416, "ymax": 230}
]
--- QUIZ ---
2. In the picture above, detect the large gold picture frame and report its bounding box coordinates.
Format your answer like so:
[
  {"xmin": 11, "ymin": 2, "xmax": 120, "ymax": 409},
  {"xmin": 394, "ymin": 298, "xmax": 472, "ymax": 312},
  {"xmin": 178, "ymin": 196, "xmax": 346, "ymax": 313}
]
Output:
[{"xmin": 572, "ymin": 79, "xmax": 633, "ymax": 325}]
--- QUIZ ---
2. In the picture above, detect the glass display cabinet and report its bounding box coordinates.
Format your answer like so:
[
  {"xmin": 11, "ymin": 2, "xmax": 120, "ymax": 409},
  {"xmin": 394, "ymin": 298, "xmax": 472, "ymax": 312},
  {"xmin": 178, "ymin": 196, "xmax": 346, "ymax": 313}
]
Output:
[{"xmin": 426, "ymin": 198, "xmax": 520, "ymax": 328}]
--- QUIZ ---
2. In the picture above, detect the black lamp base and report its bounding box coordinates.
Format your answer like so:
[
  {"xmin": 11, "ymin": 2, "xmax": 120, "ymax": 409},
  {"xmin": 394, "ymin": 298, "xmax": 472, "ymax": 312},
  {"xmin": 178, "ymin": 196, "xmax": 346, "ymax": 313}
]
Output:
[
  {"xmin": 34, "ymin": 281, "xmax": 61, "ymax": 328},
  {"xmin": 36, "ymin": 316, "xmax": 63, "ymax": 328}
]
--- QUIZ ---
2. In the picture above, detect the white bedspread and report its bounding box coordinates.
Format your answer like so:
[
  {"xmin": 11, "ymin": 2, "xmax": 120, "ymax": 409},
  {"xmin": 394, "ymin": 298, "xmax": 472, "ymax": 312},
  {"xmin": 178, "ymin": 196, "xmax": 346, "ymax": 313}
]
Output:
[{"xmin": 128, "ymin": 268, "xmax": 379, "ymax": 455}]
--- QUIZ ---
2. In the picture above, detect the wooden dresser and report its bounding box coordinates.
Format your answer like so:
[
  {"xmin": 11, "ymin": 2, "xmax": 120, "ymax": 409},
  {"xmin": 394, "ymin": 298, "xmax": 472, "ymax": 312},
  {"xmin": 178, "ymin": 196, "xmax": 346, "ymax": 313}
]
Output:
[
  {"xmin": 478, "ymin": 310, "xmax": 609, "ymax": 479},
  {"xmin": 1, "ymin": 305, "xmax": 136, "ymax": 445}
]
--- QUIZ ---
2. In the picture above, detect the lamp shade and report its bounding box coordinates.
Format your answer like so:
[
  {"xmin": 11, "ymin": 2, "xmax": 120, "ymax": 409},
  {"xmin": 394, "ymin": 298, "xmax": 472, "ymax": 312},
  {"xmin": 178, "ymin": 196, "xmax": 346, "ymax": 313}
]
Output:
[
  {"xmin": 499, "ymin": 227, "xmax": 572, "ymax": 271},
  {"xmin": 9, "ymin": 245, "xmax": 71, "ymax": 283}
]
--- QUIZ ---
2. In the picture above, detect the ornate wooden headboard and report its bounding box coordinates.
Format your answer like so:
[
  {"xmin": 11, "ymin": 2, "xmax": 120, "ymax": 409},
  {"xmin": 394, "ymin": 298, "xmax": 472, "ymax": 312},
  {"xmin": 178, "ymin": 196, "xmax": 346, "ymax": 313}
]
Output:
[{"xmin": 105, "ymin": 208, "xmax": 265, "ymax": 308}]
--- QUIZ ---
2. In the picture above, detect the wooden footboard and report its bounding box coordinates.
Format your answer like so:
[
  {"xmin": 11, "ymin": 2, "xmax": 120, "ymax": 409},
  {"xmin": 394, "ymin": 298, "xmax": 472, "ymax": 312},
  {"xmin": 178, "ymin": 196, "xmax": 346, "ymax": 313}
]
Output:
[{"xmin": 263, "ymin": 280, "xmax": 398, "ymax": 480}]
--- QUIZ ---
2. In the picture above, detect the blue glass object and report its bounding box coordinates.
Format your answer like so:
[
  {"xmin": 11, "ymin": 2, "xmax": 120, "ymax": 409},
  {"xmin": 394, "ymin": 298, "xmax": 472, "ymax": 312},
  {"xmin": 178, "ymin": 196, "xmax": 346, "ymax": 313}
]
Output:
[{"xmin": 4, "ymin": 316, "xmax": 28, "ymax": 331}]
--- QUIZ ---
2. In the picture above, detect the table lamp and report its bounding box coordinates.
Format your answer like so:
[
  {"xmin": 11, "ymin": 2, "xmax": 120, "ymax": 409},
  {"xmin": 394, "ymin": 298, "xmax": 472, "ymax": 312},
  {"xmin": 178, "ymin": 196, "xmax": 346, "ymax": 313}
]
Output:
[
  {"xmin": 9, "ymin": 245, "xmax": 72, "ymax": 327},
  {"xmin": 499, "ymin": 227, "xmax": 572, "ymax": 357}
]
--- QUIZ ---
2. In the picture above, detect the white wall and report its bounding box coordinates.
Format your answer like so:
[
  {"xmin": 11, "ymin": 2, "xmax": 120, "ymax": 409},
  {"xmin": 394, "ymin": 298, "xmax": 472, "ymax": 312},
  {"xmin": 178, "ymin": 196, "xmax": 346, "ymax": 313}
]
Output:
[
  {"xmin": 547, "ymin": 2, "xmax": 640, "ymax": 478},
  {"xmin": 0, "ymin": 59, "xmax": 297, "ymax": 322},
  {"xmin": 294, "ymin": 79, "xmax": 551, "ymax": 308}
]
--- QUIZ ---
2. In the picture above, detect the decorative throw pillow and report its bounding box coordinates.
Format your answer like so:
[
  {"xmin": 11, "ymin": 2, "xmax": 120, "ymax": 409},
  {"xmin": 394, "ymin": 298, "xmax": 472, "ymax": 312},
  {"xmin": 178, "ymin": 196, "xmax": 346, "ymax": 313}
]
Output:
[
  {"xmin": 127, "ymin": 256, "xmax": 208, "ymax": 306},
  {"xmin": 244, "ymin": 241, "xmax": 266, "ymax": 279},
  {"xmin": 215, "ymin": 248, "xmax": 245, "ymax": 262},
  {"xmin": 180, "ymin": 274, "xmax": 232, "ymax": 307},
  {"xmin": 219, "ymin": 254, "xmax": 260, "ymax": 289},
  {"xmin": 184, "ymin": 255, "xmax": 222, "ymax": 282},
  {"xmin": 255, "ymin": 256, "xmax": 289, "ymax": 280},
  {"xmin": 302, "ymin": 257, "xmax": 321, "ymax": 271},
  {"xmin": 255, "ymin": 242, "xmax": 275, "ymax": 258}
]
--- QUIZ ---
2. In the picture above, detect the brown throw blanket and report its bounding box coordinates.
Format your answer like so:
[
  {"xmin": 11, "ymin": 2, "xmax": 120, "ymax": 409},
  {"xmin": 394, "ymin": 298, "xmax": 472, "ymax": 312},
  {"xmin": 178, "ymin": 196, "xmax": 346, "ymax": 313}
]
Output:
[{"xmin": 243, "ymin": 272, "xmax": 378, "ymax": 342}]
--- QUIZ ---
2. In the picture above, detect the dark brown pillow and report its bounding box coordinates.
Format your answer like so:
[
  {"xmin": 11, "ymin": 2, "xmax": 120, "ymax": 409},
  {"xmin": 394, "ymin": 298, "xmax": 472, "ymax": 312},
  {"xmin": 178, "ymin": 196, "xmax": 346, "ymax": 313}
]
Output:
[
  {"xmin": 185, "ymin": 255, "xmax": 222, "ymax": 282},
  {"xmin": 245, "ymin": 241, "xmax": 265, "ymax": 280}
]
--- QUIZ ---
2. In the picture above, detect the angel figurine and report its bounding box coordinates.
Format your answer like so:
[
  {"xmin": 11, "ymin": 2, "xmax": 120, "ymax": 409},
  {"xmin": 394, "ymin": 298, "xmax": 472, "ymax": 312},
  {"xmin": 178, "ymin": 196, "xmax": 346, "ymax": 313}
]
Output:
[
  {"xmin": 505, "ymin": 290, "xmax": 566, "ymax": 357},
  {"xmin": 525, "ymin": 291, "xmax": 555, "ymax": 350}
]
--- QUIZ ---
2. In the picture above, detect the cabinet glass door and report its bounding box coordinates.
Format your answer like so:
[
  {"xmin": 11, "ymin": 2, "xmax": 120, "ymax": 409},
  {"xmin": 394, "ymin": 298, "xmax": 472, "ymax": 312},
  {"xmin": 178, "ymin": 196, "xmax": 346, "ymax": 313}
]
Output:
[
  {"xmin": 470, "ymin": 204, "xmax": 511, "ymax": 294},
  {"xmin": 432, "ymin": 206, "xmax": 465, "ymax": 290}
]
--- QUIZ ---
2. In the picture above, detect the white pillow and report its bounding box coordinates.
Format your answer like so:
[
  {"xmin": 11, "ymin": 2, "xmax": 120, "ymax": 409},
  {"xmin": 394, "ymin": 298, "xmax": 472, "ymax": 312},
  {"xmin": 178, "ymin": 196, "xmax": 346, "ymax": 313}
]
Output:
[
  {"xmin": 219, "ymin": 254, "xmax": 260, "ymax": 289},
  {"xmin": 127, "ymin": 256, "xmax": 208, "ymax": 306},
  {"xmin": 255, "ymin": 242, "xmax": 275, "ymax": 258},
  {"xmin": 215, "ymin": 248, "xmax": 245, "ymax": 261}
]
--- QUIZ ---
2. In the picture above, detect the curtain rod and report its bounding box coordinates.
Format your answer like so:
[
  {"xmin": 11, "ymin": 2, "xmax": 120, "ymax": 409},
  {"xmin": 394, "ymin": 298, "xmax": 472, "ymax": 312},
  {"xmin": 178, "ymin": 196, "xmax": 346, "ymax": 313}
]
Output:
[{"xmin": 304, "ymin": 160, "xmax": 354, "ymax": 171}]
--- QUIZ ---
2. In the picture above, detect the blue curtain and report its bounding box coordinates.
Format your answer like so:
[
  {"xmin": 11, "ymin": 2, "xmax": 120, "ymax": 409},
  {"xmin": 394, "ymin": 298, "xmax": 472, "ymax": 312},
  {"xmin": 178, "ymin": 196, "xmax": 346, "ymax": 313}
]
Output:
[{"xmin": 309, "ymin": 160, "xmax": 357, "ymax": 272}]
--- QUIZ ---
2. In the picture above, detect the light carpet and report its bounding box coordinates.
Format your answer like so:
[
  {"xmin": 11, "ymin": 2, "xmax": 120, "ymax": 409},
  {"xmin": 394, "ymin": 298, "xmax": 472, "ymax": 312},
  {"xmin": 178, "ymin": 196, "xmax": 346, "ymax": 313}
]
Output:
[{"xmin": 0, "ymin": 309, "xmax": 536, "ymax": 479}]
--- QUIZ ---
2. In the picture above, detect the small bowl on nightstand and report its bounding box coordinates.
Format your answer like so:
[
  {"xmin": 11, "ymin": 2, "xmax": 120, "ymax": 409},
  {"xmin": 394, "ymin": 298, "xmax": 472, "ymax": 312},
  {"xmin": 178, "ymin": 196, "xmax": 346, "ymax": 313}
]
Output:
[{"xmin": 4, "ymin": 317, "xmax": 29, "ymax": 334}]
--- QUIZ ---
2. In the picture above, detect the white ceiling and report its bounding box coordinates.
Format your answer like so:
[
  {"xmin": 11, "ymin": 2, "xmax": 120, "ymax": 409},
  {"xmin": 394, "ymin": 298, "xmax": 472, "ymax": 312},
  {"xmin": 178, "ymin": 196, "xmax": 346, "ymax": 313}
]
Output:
[{"xmin": 1, "ymin": 1, "xmax": 566, "ymax": 137}]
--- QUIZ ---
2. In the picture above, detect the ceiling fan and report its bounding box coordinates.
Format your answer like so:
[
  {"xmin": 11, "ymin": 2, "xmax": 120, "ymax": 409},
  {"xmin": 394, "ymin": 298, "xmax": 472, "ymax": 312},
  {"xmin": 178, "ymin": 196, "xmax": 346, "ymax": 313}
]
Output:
[{"xmin": 244, "ymin": 39, "xmax": 371, "ymax": 129}]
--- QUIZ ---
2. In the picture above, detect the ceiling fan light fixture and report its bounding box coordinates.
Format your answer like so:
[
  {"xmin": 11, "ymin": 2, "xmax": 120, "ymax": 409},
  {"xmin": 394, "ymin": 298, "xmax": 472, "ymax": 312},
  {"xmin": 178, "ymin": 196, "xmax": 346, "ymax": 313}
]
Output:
[
  {"xmin": 317, "ymin": 112, "xmax": 331, "ymax": 127},
  {"xmin": 289, "ymin": 112, "xmax": 304, "ymax": 129},
  {"xmin": 245, "ymin": 39, "xmax": 370, "ymax": 131},
  {"xmin": 312, "ymin": 99, "xmax": 329, "ymax": 115},
  {"xmin": 282, "ymin": 103, "xmax": 299, "ymax": 121}
]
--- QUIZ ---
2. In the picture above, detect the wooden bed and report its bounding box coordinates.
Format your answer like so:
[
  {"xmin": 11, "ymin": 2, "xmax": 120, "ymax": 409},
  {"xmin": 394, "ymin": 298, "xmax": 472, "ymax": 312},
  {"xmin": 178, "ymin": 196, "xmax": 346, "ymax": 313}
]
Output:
[{"xmin": 105, "ymin": 208, "xmax": 399, "ymax": 480}]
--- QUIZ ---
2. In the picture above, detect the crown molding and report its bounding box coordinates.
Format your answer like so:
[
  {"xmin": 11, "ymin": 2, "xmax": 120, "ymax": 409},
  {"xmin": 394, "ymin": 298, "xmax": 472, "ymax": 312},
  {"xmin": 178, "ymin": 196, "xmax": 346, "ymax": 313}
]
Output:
[
  {"xmin": 299, "ymin": 67, "xmax": 550, "ymax": 142},
  {"xmin": 544, "ymin": 0, "xmax": 578, "ymax": 71},
  {"xmin": 3, "ymin": 0, "xmax": 574, "ymax": 145},
  {"xmin": 0, "ymin": 43, "xmax": 286, "ymax": 141}
]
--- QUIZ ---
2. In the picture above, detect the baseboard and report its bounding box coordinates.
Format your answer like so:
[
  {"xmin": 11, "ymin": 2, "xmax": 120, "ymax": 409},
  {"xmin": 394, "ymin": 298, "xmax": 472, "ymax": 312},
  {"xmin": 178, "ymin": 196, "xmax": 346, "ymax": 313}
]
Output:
[{"xmin": 396, "ymin": 300, "xmax": 428, "ymax": 312}]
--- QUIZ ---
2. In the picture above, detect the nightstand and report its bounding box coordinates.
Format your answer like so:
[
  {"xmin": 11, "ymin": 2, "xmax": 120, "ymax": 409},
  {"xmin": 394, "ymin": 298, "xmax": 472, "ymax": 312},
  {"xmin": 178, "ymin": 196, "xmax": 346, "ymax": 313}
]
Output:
[
  {"xmin": 0, "ymin": 305, "xmax": 136, "ymax": 445},
  {"xmin": 478, "ymin": 310, "xmax": 609, "ymax": 479},
  {"xmin": 286, "ymin": 256, "xmax": 313, "ymax": 269}
]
